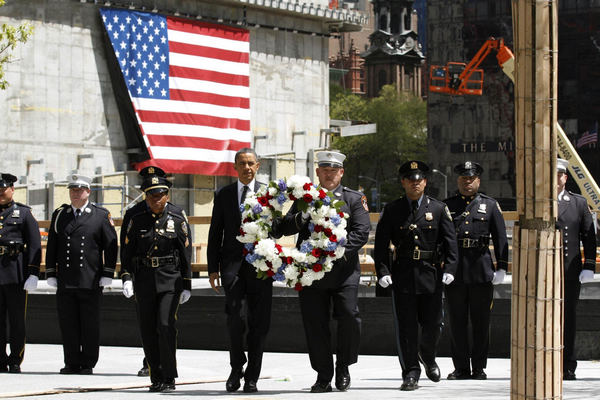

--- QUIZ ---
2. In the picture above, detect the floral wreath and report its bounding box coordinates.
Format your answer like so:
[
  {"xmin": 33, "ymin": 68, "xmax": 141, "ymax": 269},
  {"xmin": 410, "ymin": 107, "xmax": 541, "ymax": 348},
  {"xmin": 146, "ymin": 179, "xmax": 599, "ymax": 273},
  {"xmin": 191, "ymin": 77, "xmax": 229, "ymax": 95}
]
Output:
[{"xmin": 236, "ymin": 175, "xmax": 349, "ymax": 290}]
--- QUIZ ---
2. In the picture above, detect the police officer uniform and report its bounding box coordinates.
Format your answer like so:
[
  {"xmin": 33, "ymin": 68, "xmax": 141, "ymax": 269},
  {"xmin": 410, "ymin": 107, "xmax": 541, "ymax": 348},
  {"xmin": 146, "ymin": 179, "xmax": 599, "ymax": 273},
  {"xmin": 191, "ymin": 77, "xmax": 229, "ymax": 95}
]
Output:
[
  {"xmin": 274, "ymin": 151, "xmax": 371, "ymax": 392},
  {"xmin": 555, "ymin": 158, "xmax": 597, "ymax": 380},
  {"xmin": 443, "ymin": 162, "xmax": 508, "ymax": 380},
  {"xmin": 45, "ymin": 174, "xmax": 118, "ymax": 374},
  {"xmin": 121, "ymin": 171, "xmax": 192, "ymax": 392},
  {"xmin": 0, "ymin": 173, "xmax": 41, "ymax": 373},
  {"xmin": 374, "ymin": 161, "xmax": 458, "ymax": 390}
]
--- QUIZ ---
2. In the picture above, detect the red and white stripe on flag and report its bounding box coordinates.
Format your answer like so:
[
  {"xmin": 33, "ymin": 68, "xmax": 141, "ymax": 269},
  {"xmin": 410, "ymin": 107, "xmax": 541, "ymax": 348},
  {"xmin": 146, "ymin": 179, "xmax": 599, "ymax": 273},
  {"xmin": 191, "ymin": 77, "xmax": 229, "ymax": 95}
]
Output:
[{"xmin": 100, "ymin": 8, "xmax": 250, "ymax": 176}]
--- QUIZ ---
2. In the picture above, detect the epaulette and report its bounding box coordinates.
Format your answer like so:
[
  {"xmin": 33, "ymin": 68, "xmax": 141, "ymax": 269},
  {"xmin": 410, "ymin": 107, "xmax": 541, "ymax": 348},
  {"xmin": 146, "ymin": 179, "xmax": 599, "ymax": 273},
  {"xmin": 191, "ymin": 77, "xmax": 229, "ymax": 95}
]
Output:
[
  {"xmin": 90, "ymin": 203, "xmax": 110, "ymax": 213},
  {"xmin": 166, "ymin": 203, "xmax": 187, "ymax": 221},
  {"xmin": 14, "ymin": 202, "xmax": 31, "ymax": 209},
  {"xmin": 567, "ymin": 190, "xmax": 586, "ymax": 201},
  {"xmin": 426, "ymin": 195, "xmax": 446, "ymax": 205},
  {"xmin": 342, "ymin": 186, "xmax": 364, "ymax": 197}
]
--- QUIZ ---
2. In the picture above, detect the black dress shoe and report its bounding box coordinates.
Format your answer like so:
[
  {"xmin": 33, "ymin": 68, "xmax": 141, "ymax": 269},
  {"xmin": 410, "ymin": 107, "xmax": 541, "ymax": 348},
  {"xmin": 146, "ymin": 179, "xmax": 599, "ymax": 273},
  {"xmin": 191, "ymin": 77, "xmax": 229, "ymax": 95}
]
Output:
[
  {"xmin": 8, "ymin": 364, "xmax": 21, "ymax": 373},
  {"xmin": 79, "ymin": 367, "xmax": 93, "ymax": 375},
  {"xmin": 400, "ymin": 377, "xmax": 419, "ymax": 391},
  {"xmin": 447, "ymin": 369, "xmax": 471, "ymax": 380},
  {"xmin": 310, "ymin": 380, "xmax": 332, "ymax": 393},
  {"xmin": 0, "ymin": 365, "xmax": 7, "ymax": 373},
  {"xmin": 161, "ymin": 380, "xmax": 176, "ymax": 392},
  {"xmin": 563, "ymin": 370, "xmax": 577, "ymax": 381},
  {"xmin": 138, "ymin": 366, "xmax": 149, "ymax": 377},
  {"xmin": 149, "ymin": 382, "xmax": 163, "ymax": 392},
  {"xmin": 243, "ymin": 380, "xmax": 258, "ymax": 393},
  {"xmin": 471, "ymin": 369, "xmax": 487, "ymax": 380},
  {"xmin": 335, "ymin": 365, "xmax": 351, "ymax": 391},
  {"xmin": 418, "ymin": 354, "xmax": 440, "ymax": 382},
  {"xmin": 226, "ymin": 368, "xmax": 244, "ymax": 392},
  {"xmin": 60, "ymin": 365, "xmax": 80, "ymax": 374}
]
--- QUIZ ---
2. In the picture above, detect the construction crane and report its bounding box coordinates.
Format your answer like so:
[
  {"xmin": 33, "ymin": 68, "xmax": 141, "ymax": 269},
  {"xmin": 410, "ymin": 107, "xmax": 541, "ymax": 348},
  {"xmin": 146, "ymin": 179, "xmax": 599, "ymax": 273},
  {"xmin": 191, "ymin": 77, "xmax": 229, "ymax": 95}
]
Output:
[{"xmin": 429, "ymin": 37, "xmax": 600, "ymax": 212}]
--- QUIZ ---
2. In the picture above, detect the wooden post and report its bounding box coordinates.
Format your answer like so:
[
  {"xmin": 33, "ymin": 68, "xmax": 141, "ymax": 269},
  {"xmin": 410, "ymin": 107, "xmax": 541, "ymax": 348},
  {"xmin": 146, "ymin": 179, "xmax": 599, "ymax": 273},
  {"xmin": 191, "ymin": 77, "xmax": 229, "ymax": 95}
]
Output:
[{"xmin": 511, "ymin": 1, "xmax": 562, "ymax": 399}]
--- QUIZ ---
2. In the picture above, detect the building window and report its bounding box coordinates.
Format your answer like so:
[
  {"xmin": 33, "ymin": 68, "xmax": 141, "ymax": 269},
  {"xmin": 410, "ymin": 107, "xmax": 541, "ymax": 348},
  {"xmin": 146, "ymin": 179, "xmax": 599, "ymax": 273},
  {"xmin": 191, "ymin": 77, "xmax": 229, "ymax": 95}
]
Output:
[
  {"xmin": 379, "ymin": 15, "xmax": 387, "ymax": 31},
  {"xmin": 391, "ymin": 14, "xmax": 400, "ymax": 34},
  {"xmin": 378, "ymin": 69, "xmax": 387, "ymax": 92}
]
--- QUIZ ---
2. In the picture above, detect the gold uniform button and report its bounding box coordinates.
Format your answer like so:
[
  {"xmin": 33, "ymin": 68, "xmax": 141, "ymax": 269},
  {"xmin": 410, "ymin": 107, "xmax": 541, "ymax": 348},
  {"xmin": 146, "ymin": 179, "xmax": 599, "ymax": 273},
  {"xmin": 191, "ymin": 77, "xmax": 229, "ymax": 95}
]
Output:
[{"xmin": 465, "ymin": 221, "xmax": 469, "ymax": 224}]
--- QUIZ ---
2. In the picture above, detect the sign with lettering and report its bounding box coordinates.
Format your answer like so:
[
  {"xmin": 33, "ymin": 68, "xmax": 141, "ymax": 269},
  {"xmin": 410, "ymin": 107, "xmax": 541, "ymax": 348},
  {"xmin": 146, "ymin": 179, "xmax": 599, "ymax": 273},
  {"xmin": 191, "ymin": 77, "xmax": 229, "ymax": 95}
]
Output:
[{"xmin": 450, "ymin": 141, "xmax": 514, "ymax": 153}]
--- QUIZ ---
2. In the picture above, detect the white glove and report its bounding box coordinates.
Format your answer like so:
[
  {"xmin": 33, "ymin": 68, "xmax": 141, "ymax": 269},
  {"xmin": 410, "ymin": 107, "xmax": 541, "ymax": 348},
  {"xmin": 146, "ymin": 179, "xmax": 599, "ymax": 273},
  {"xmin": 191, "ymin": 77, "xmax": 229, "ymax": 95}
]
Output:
[
  {"xmin": 579, "ymin": 269, "xmax": 595, "ymax": 283},
  {"xmin": 378, "ymin": 275, "xmax": 393, "ymax": 288},
  {"xmin": 492, "ymin": 269, "xmax": 506, "ymax": 285},
  {"xmin": 46, "ymin": 277, "xmax": 57, "ymax": 287},
  {"xmin": 123, "ymin": 281, "xmax": 134, "ymax": 298},
  {"xmin": 179, "ymin": 289, "xmax": 191, "ymax": 304},
  {"xmin": 23, "ymin": 275, "xmax": 38, "ymax": 291},
  {"xmin": 442, "ymin": 273, "xmax": 455, "ymax": 285},
  {"xmin": 99, "ymin": 277, "xmax": 113, "ymax": 287}
]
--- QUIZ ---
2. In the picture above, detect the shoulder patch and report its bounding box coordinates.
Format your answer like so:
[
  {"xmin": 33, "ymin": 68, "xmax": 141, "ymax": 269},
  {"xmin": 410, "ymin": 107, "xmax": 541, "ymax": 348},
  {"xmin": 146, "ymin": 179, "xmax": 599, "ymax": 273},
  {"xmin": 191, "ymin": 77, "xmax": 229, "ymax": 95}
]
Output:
[
  {"xmin": 181, "ymin": 209, "xmax": 189, "ymax": 223},
  {"xmin": 181, "ymin": 221, "xmax": 188, "ymax": 236},
  {"xmin": 496, "ymin": 201, "xmax": 503, "ymax": 213},
  {"xmin": 444, "ymin": 205, "xmax": 453, "ymax": 221},
  {"xmin": 107, "ymin": 212, "xmax": 115, "ymax": 227},
  {"xmin": 361, "ymin": 195, "xmax": 369, "ymax": 212}
]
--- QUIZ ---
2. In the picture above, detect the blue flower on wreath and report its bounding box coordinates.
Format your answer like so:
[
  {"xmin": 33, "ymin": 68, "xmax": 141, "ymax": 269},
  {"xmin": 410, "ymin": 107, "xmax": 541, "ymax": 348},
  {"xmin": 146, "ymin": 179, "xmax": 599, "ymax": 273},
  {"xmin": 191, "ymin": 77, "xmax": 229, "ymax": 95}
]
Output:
[
  {"xmin": 337, "ymin": 237, "xmax": 347, "ymax": 247},
  {"xmin": 322, "ymin": 195, "xmax": 331, "ymax": 206},
  {"xmin": 245, "ymin": 253, "xmax": 260, "ymax": 263},
  {"xmin": 308, "ymin": 222, "xmax": 315, "ymax": 232},
  {"xmin": 330, "ymin": 215, "xmax": 341, "ymax": 225},
  {"xmin": 274, "ymin": 272, "xmax": 285, "ymax": 282},
  {"xmin": 326, "ymin": 241, "xmax": 338, "ymax": 252},
  {"xmin": 300, "ymin": 241, "xmax": 313, "ymax": 253},
  {"xmin": 277, "ymin": 193, "xmax": 286, "ymax": 205},
  {"xmin": 252, "ymin": 204, "xmax": 263, "ymax": 214},
  {"xmin": 239, "ymin": 203, "xmax": 246, "ymax": 213},
  {"xmin": 244, "ymin": 243, "xmax": 255, "ymax": 251},
  {"xmin": 277, "ymin": 179, "xmax": 287, "ymax": 191}
]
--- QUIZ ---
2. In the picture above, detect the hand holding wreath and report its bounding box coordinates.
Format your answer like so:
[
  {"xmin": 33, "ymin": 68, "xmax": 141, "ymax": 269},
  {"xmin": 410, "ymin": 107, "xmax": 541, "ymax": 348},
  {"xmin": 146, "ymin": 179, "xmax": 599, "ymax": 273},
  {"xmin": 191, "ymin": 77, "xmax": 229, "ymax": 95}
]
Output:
[{"xmin": 237, "ymin": 176, "xmax": 348, "ymax": 290}]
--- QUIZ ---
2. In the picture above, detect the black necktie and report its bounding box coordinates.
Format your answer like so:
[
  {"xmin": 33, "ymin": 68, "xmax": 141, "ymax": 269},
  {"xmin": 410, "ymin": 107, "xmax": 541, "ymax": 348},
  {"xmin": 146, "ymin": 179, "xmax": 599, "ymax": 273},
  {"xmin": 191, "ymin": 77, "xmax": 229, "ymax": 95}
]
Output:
[
  {"xmin": 411, "ymin": 201, "xmax": 418, "ymax": 215},
  {"xmin": 75, "ymin": 209, "xmax": 81, "ymax": 219},
  {"xmin": 240, "ymin": 185, "xmax": 249, "ymax": 205}
]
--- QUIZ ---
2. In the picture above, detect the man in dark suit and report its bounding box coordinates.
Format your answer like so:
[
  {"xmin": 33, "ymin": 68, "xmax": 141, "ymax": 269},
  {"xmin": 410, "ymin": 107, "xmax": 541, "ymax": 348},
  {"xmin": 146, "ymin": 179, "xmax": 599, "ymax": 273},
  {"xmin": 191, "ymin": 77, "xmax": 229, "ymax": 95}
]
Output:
[
  {"xmin": 0, "ymin": 173, "xmax": 41, "ymax": 374},
  {"xmin": 443, "ymin": 161, "xmax": 508, "ymax": 380},
  {"xmin": 556, "ymin": 158, "xmax": 597, "ymax": 380},
  {"xmin": 207, "ymin": 148, "xmax": 271, "ymax": 394},
  {"xmin": 121, "ymin": 169, "xmax": 192, "ymax": 392},
  {"xmin": 274, "ymin": 150, "xmax": 371, "ymax": 393},
  {"xmin": 374, "ymin": 160, "xmax": 458, "ymax": 391},
  {"xmin": 46, "ymin": 174, "xmax": 118, "ymax": 375}
]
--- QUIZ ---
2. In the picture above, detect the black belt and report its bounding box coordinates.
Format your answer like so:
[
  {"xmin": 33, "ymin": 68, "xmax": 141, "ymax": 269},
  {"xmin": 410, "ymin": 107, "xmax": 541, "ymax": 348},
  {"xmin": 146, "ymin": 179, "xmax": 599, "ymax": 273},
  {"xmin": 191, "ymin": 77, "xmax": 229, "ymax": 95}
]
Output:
[
  {"xmin": 458, "ymin": 237, "xmax": 488, "ymax": 249},
  {"xmin": 0, "ymin": 245, "xmax": 23, "ymax": 256},
  {"xmin": 138, "ymin": 256, "xmax": 176, "ymax": 268},
  {"xmin": 396, "ymin": 248, "xmax": 437, "ymax": 261}
]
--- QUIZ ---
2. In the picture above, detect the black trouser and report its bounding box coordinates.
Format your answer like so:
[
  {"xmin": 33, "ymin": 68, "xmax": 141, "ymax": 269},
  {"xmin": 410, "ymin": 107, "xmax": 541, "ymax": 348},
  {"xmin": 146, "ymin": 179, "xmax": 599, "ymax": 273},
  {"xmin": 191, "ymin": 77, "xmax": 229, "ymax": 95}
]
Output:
[
  {"xmin": 56, "ymin": 288, "xmax": 102, "ymax": 369},
  {"xmin": 298, "ymin": 283, "xmax": 361, "ymax": 382},
  {"xmin": 0, "ymin": 284, "xmax": 27, "ymax": 367},
  {"xmin": 564, "ymin": 279, "xmax": 581, "ymax": 373},
  {"xmin": 392, "ymin": 290, "xmax": 443, "ymax": 380},
  {"xmin": 135, "ymin": 283, "xmax": 181, "ymax": 383},
  {"xmin": 445, "ymin": 282, "xmax": 493, "ymax": 372},
  {"xmin": 224, "ymin": 263, "xmax": 273, "ymax": 382}
]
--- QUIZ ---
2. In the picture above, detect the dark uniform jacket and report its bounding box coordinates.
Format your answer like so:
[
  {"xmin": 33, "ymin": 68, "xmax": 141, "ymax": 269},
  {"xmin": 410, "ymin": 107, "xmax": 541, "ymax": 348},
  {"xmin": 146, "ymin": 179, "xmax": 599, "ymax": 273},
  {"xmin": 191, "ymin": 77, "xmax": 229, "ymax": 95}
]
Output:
[
  {"xmin": 121, "ymin": 202, "xmax": 192, "ymax": 292},
  {"xmin": 207, "ymin": 181, "xmax": 263, "ymax": 287},
  {"xmin": 444, "ymin": 193, "xmax": 508, "ymax": 284},
  {"xmin": 0, "ymin": 202, "xmax": 41, "ymax": 285},
  {"xmin": 557, "ymin": 191, "xmax": 597, "ymax": 281},
  {"xmin": 276, "ymin": 185, "xmax": 371, "ymax": 288},
  {"xmin": 46, "ymin": 203, "xmax": 118, "ymax": 289},
  {"xmin": 375, "ymin": 195, "xmax": 458, "ymax": 294}
]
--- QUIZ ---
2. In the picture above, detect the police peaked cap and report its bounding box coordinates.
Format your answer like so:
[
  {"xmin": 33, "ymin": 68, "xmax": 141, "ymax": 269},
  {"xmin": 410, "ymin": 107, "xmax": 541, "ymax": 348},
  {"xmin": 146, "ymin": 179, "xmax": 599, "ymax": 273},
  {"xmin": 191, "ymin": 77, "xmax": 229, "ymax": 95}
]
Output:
[
  {"xmin": 454, "ymin": 161, "xmax": 484, "ymax": 176},
  {"xmin": 316, "ymin": 151, "xmax": 346, "ymax": 168},
  {"xmin": 141, "ymin": 175, "xmax": 172, "ymax": 194},
  {"xmin": 67, "ymin": 174, "xmax": 92, "ymax": 189},
  {"xmin": 557, "ymin": 158, "xmax": 569, "ymax": 173},
  {"xmin": 139, "ymin": 166, "xmax": 167, "ymax": 178},
  {"xmin": 399, "ymin": 160, "xmax": 429, "ymax": 180},
  {"xmin": 0, "ymin": 173, "xmax": 17, "ymax": 188}
]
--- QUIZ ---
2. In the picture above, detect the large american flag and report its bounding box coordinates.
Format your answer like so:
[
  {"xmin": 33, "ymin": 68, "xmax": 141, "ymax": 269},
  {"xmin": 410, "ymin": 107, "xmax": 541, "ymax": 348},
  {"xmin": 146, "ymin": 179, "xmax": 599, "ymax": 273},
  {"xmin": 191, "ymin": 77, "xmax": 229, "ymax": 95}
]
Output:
[{"xmin": 100, "ymin": 8, "xmax": 250, "ymax": 176}]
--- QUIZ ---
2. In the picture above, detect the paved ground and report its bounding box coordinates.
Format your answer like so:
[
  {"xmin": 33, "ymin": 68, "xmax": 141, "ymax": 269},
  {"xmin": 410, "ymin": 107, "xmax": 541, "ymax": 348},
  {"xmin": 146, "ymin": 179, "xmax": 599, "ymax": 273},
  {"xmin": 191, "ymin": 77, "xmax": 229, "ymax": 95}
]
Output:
[{"xmin": 1, "ymin": 344, "xmax": 599, "ymax": 399}]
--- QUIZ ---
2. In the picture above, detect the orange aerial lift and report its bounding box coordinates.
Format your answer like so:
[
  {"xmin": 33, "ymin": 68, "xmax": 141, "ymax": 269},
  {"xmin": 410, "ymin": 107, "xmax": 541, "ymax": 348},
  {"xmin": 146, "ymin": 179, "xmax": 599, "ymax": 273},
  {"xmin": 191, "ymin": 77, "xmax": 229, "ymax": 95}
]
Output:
[
  {"xmin": 429, "ymin": 37, "xmax": 515, "ymax": 96},
  {"xmin": 429, "ymin": 37, "xmax": 600, "ymax": 214}
]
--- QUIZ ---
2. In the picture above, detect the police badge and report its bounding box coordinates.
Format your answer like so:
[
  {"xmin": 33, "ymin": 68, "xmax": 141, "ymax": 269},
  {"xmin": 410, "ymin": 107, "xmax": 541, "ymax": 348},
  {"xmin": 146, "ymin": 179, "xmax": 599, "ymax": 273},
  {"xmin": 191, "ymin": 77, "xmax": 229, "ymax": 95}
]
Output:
[{"xmin": 166, "ymin": 219, "xmax": 175, "ymax": 232}]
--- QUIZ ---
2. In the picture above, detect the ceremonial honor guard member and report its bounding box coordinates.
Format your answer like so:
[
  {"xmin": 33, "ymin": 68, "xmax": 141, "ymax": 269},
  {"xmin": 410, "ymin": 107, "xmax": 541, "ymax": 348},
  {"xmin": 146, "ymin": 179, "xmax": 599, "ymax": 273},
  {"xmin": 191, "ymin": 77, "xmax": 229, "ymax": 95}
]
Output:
[
  {"xmin": 556, "ymin": 158, "xmax": 597, "ymax": 380},
  {"xmin": 121, "ymin": 168, "xmax": 192, "ymax": 392},
  {"xmin": 45, "ymin": 174, "xmax": 117, "ymax": 375},
  {"xmin": 374, "ymin": 161, "xmax": 458, "ymax": 391},
  {"xmin": 207, "ymin": 148, "xmax": 271, "ymax": 393},
  {"xmin": 274, "ymin": 151, "xmax": 370, "ymax": 393},
  {"xmin": 443, "ymin": 161, "xmax": 508, "ymax": 380},
  {"xmin": 0, "ymin": 173, "xmax": 41, "ymax": 373}
]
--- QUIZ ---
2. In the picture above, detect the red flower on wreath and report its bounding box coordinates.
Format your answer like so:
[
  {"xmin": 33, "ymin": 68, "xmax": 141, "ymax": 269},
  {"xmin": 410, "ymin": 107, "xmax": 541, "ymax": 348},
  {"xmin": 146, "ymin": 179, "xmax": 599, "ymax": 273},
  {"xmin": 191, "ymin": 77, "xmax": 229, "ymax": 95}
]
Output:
[
  {"xmin": 243, "ymin": 248, "xmax": 249, "ymax": 256},
  {"xmin": 313, "ymin": 263, "xmax": 323, "ymax": 272},
  {"xmin": 311, "ymin": 248, "xmax": 322, "ymax": 258},
  {"xmin": 303, "ymin": 182, "xmax": 312, "ymax": 190},
  {"xmin": 303, "ymin": 194, "xmax": 313, "ymax": 203},
  {"xmin": 294, "ymin": 282, "xmax": 303, "ymax": 291},
  {"xmin": 239, "ymin": 228, "xmax": 245, "ymax": 236},
  {"xmin": 314, "ymin": 225, "xmax": 323, "ymax": 233},
  {"xmin": 275, "ymin": 244, "xmax": 283, "ymax": 254},
  {"xmin": 258, "ymin": 196, "xmax": 269, "ymax": 206},
  {"xmin": 266, "ymin": 260, "xmax": 273, "ymax": 269},
  {"xmin": 319, "ymin": 190, "xmax": 327, "ymax": 199},
  {"xmin": 324, "ymin": 228, "xmax": 332, "ymax": 237},
  {"xmin": 329, "ymin": 235, "xmax": 337, "ymax": 243},
  {"xmin": 289, "ymin": 194, "xmax": 297, "ymax": 201},
  {"xmin": 267, "ymin": 270, "xmax": 275, "ymax": 277}
]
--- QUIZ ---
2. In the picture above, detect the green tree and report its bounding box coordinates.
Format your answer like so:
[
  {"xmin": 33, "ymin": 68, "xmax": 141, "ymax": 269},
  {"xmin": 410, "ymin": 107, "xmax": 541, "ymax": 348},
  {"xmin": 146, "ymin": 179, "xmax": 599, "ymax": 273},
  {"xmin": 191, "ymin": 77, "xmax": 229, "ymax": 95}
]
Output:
[
  {"xmin": 0, "ymin": 0, "xmax": 33, "ymax": 89},
  {"xmin": 330, "ymin": 85, "xmax": 427, "ymax": 209}
]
